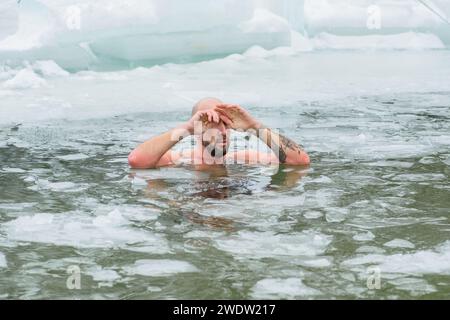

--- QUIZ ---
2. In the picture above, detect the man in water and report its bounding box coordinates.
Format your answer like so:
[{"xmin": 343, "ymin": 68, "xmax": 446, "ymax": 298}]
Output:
[{"xmin": 128, "ymin": 98, "xmax": 310, "ymax": 169}]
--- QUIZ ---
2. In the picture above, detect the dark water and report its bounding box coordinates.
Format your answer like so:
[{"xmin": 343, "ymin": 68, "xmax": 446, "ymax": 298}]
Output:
[{"xmin": 0, "ymin": 92, "xmax": 449, "ymax": 299}]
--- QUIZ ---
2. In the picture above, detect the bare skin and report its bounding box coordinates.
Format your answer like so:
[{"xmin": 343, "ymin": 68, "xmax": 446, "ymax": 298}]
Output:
[{"xmin": 128, "ymin": 98, "xmax": 310, "ymax": 169}]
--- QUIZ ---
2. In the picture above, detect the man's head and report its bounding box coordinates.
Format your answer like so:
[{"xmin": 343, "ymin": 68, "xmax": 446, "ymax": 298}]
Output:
[{"xmin": 192, "ymin": 97, "xmax": 230, "ymax": 158}]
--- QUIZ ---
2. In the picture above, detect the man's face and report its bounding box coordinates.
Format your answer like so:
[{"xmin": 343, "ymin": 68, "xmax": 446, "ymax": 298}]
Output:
[{"xmin": 201, "ymin": 120, "xmax": 230, "ymax": 158}]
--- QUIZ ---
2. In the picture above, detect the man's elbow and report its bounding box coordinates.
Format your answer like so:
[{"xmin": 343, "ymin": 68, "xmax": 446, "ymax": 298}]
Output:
[{"xmin": 128, "ymin": 151, "xmax": 157, "ymax": 169}]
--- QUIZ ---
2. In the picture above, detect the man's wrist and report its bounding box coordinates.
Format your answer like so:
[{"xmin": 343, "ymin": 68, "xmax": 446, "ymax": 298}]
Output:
[{"xmin": 178, "ymin": 122, "xmax": 193, "ymax": 135}]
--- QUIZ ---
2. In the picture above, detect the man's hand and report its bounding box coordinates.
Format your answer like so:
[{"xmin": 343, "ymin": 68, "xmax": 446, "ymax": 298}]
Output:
[
  {"xmin": 185, "ymin": 109, "xmax": 220, "ymax": 134},
  {"xmin": 215, "ymin": 104, "xmax": 261, "ymax": 131}
]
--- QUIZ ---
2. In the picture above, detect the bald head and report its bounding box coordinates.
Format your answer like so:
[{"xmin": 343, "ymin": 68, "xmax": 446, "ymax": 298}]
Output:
[{"xmin": 192, "ymin": 97, "xmax": 222, "ymax": 116}]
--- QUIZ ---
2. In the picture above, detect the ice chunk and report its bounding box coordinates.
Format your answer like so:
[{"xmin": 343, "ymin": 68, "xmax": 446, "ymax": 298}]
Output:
[
  {"xmin": 378, "ymin": 242, "xmax": 450, "ymax": 274},
  {"xmin": 1, "ymin": 167, "xmax": 26, "ymax": 173},
  {"xmin": 87, "ymin": 267, "xmax": 121, "ymax": 282},
  {"xmin": 356, "ymin": 246, "xmax": 386, "ymax": 254},
  {"xmin": 0, "ymin": 252, "xmax": 7, "ymax": 268},
  {"xmin": 32, "ymin": 60, "xmax": 69, "ymax": 78},
  {"xmin": 123, "ymin": 259, "xmax": 198, "ymax": 277},
  {"xmin": 0, "ymin": 0, "xmax": 292, "ymax": 70},
  {"xmin": 28, "ymin": 179, "xmax": 86, "ymax": 193},
  {"xmin": 0, "ymin": 0, "xmax": 56, "ymax": 51},
  {"xmin": 341, "ymin": 254, "xmax": 385, "ymax": 267},
  {"xmin": 384, "ymin": 239, "xmax": 415, "ymax": 249},
  {"xmin": 387, "ymin": 277, "xmax": 436, "ymax": 296},
  {"xmin": 3, "ymin": 210, "xmax": 170, "ymax": 253},
  {"xmin": 56, "ymin": 153, "xmax": 90, "ymax": 161},
  {"xmin": 343, "ymin": 241, "xmax": 450, "ymax": 275},
  {"xmin": 2, "ymin": 68, "xmax": 47, "ymax": 89},
  {"xmin": 325, "ymin": 208, "xmax": 348, "ymax": 223},
  {"xmin": 251, "ymin": 278, "xmax": 321, "ymax": 299},
  {"xmin": 38, "ymin": 0, "xmax": 254, "ymax": 34},
  {"xmin": 353, "ymin": 231, "xmax": 375, "ymax": 242},
  {"xmin": 304, "ymin": 211, "xmax": 323, "ymax": 219},
  {"xmin": 214, "ymin": 230, "xmax": 332, "ymax": 259}
]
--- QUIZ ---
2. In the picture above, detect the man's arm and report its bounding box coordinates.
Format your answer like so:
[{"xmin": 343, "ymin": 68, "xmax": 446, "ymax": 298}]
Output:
[
  {"xmin": 251, "ymin": 124, "xmax": 310, "ymax": 165},
  {"xmin": 128, "ymin": 109, "xmax": 220, "ymax": 169},
  {"xmin": 128, "ymin": 127, "xmax": 187, "ymax": 169},
  {"xmin": 215, "ymin": 104, "xmax": 310, "ymax": 166}
]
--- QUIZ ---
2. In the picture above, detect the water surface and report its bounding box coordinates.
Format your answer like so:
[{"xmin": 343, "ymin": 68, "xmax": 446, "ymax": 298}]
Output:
[{"xmin": 1, "ymin": 90, "xmax": 449, "ymax": 299}]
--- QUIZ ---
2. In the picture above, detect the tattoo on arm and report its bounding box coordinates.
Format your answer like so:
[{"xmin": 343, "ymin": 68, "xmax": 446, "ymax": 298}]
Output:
[{"xmin": 255, "ymin": 128, "xmax": 304, "ymax": 164}]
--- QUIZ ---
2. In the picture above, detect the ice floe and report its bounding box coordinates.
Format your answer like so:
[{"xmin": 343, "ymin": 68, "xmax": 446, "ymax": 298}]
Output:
[
  {"xmin": 2, "ymin": 209, "xmax": 170, "ymax": 253},
  {"xmin": 213, "ymin": 230, "xmax": 332, "ymax": 259},
  {"xmin": 251, "ymin": 278, "xmax": 321, "ymax": 299},
  {"xmin": 0, "ymin": 252, "xmax": 7, "ymax": 268},
  {"xmin": 123, "ymin": 259, "xmax": 198, "ymax": 277}
]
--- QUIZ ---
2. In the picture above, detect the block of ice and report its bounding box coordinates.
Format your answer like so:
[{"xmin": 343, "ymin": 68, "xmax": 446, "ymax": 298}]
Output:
[
  {"xmin": 342, "ymin": 241, "xmax": 450, "ymax": 275},
  {"xmin": 123, "ymin": 259, "xmax": 199, "ymax": 277},
  {"xmin": 304, "ymin": 0, "xmax": 450, "ymax": 45},
  {"xmin": 214, "ymin": 230, "xmax": 332, "ymax": 259},
  {"xmin": 87, "ymin": 267, "xmax": 121, "ymax": 282},
  {"xmin": 3, "ymin": 210, "xmax": 170, "ymax": 253},
  {"xmin": 0, "ymin": 252, "xmax": 7, "ymax": 268},
  {"xmin": 0, "ymin": 0, "xmax": 292, "ymax": 70},
  {"xmin": 384, "ymin": 239, "xmax": 415, "ymax": 249},
  {"xmin": 251, "ymin": 278, "xmax": 321, "ymax": 299},
  {"xmin": 32, "ymin": 60, "xmax": 69, "ymax": 77},
  {"xmin": 2, "ymin": 68, "xmax": 47, "ymax": 89}
]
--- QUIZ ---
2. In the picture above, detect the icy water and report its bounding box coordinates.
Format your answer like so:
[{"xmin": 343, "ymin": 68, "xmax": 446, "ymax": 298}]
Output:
[{"xmin": 0, "ymin": 52, "xmax": 450, "ymax": 299}]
